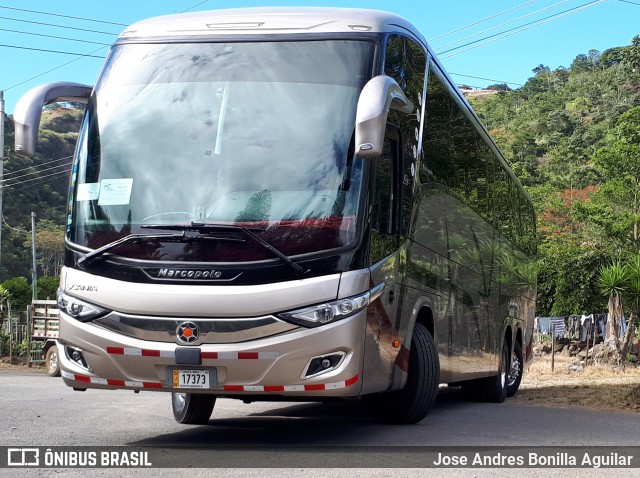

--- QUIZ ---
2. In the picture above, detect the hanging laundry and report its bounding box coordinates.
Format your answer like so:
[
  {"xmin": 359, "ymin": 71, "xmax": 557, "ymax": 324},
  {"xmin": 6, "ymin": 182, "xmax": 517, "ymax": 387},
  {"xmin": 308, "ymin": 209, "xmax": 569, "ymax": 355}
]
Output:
[
  {"xmin": 550, "ymin": 317, "xmax": 565, "ymax": 338},
  {"xmin": 580, "ymin": 314, "xmax": 594, "ymax": 341},
  {"xmin": 536, "ymin": 317, "xmax": 552, "ymax": 334}
]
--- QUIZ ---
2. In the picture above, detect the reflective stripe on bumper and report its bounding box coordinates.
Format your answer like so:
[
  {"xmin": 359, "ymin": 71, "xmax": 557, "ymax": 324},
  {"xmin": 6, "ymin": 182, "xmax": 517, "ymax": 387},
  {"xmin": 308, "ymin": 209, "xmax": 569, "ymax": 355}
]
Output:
[
  {"xmin": 106, "ymin": 346, "xmax": 279, "ymax": 360},
  {"xmin": 62, "ymin": 370, "xmax": 359, "ymax": 393}
]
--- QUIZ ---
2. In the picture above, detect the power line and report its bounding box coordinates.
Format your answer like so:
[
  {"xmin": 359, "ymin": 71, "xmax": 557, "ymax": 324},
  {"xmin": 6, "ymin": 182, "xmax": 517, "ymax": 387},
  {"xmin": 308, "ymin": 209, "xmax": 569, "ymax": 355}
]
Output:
[
  {"xmin": 3, "ymin": 169, "xmax": 70, "ymax": 191},
  {"xmin": 437, "ymin": 0, "xmax": 606, "ymax": 55},
  {"xmin": 3, "ymin": 217, "xmax": 27, "ymax": 234},
  {"xmin": 2, "ymin": 46, "xmax": 106, "ymax": 91},
  {"xmin": 1, "ymin": 1, "xmax": 208, "ymax": 93},
  {"xmin": 0, "ymin": 44, "xmax": 105, "ymax": 58},
  {"xmin": 3, "ymin": 167, "xmax": 70, "ymax": 187},
  {"xmin": 181, "ymin": 1, "xmax": 211, "ymax": 13},
  {"xmin": 0, "ymin": 15, "xmax": 118, "ymax": 36},
  {"xmin": 429, "ymin": 0, "xmax": 544, "ymax": 42},
  {"xmin": 617, "ymin": 0, "xmax": 640, "ymax": 5},
  {"xmin": 0, "ymin": 5, "xmax": 128, "ymax": 27},
  {"xmin": 0, "ymin": 27, "xmax": 111, "ymax": 46},
  {"xmin": 3, "ymin": 163, "xmax": 71, "ymax": 185},
  {"xmin": 436, "ymin": 0, "xmax": 575, "ymax": 51},
  {"xmin": 6, "ymin": 176, "xmax": 69, "ymax": 194},
  {"xmin": 3, "ymin": 163, "xmax": 71, "ymax": 184},
  {"xmin": 450, "ymin": 73, "xmax": 526, "ymax": 87},
  {"xmin": 3, "ymin": 156, "xmax": 73, "ymax": 178},
  {"xmin": 439, "ymin": 0, "xmax": 608, "ymax": 58}
]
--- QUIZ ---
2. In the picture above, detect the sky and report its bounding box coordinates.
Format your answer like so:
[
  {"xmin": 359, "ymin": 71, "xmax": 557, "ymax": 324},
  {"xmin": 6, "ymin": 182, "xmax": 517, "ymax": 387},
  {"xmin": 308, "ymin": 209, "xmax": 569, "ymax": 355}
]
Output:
[{"xmin": 0, "ymin": 0, "xmax": 639, "ymax": 114}]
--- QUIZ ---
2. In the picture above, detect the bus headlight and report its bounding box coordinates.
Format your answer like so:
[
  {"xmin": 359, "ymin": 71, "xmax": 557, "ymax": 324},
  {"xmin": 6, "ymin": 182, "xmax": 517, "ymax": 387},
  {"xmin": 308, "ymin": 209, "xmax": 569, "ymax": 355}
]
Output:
[
  {"xmin": 277, "ymin": 284, "xmax": 383, "ymax": 328},
  {"xmin": 57, "ymin": 290, "xmax": 108, "ymax": 322}
]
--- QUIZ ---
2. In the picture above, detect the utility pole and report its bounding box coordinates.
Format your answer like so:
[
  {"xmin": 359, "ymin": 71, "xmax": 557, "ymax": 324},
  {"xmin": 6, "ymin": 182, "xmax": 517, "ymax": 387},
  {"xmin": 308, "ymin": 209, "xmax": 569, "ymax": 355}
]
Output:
[
  {"xmin": 32, "ymin": 212, "xmax": 37, "ymax": 301},
  {"xmin": 0, "ymin": 90, "xmax": 4, "ymax": 271}
]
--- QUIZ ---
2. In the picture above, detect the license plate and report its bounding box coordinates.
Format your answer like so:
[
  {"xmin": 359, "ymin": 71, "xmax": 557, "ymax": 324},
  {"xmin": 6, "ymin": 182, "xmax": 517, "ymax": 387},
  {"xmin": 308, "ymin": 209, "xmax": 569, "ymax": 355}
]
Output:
[{"xmin": 172, "ymin": 369, "xmax": 211, "ymax": 389}]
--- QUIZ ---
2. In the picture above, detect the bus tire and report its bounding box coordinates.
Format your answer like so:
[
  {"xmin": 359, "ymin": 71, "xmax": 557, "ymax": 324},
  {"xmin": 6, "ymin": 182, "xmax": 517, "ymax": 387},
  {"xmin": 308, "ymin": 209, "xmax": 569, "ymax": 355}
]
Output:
[
  {"xmin": 45, "ymin": 346, "xmax": 61, "ymax": 377},
  {"xmin": 171, "ymin": 392, "xmax": 216, "ymax": 425},
  {"xmin": 366, "ymin": 322, "xmax": 439, "ymax": 424},
  {"xmin": 482, "ymin": 340, "xmax": 509, "ymax": 403},
  {"xmin": 506, "ymin": 341, "xmax": 523, "ymax": 397}
]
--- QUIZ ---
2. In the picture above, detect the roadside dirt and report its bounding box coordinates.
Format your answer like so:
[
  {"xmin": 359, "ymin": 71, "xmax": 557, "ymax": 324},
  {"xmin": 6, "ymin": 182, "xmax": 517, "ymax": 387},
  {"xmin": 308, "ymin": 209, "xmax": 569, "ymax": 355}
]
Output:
[{"xmin": 513, "ymin": 352, "xmax": 640, "ymax": 412}]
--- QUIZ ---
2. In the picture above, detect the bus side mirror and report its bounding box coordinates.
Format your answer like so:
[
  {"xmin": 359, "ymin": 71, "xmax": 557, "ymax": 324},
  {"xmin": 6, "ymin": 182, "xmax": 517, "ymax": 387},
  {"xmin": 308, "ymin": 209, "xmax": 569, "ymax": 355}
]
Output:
[
  {"xmin": 14, "ymin": 81, "xmax": 92, "ymax": 157},
  {"xmin": 355, "ymin": 75, "xmax": 413, "ymax": 159}
]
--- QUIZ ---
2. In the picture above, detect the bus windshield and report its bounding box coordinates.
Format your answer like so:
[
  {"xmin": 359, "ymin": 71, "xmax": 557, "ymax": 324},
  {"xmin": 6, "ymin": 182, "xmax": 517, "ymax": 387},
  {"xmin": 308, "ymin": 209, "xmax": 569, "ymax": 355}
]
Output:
[{"xmin": 69, "ymin": 39, "xmax": 375, "ymax": 262}]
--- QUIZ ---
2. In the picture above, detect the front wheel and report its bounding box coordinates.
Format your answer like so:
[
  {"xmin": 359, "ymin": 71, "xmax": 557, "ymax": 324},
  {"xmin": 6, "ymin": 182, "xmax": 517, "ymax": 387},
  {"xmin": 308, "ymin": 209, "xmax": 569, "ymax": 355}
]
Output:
[
  {"xmin": 45, "ymin": 346, "xmax": 61, "ymax": 377},
  {"xmin": 366, "ymin": 322, "xmax": 440, "ymax": 424},
  {"xmin": 171, "ymin": 392, "xmax": 216, "ymax": 424}
]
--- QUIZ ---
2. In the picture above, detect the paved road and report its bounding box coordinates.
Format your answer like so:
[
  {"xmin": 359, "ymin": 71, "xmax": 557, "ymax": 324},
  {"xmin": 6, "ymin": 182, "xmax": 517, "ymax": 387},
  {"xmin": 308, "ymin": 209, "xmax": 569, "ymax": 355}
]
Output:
[{"xmin": 1, "ymin": 368, "xmax": 638, "ymax": 477}]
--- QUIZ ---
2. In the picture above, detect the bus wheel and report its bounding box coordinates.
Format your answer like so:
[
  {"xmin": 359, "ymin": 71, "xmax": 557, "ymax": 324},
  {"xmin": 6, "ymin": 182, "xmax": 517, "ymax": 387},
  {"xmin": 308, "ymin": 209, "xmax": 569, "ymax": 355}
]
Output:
[
  {"xmin": 482, "ymin": 341, "xmax": 509, "ymax": 403},
  {"xmin": 506, "ymin": 341, "xmax": 523, "ymax": 397},
  {"xmin": 171, "ymin": 392, "xmax": 216, "ymax": 424},
  {"xmin": 45, "ymin": 346, "xmax": 61, "ymax": 377},
  {"xmin": 366, "ymin": 322, "xmax": 439, "ymax": 424}
]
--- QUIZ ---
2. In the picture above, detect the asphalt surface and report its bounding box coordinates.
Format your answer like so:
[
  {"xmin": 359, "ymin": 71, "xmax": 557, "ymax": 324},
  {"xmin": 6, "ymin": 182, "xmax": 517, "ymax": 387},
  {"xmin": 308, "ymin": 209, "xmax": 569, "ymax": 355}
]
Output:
[{"xmin": 1, "ymin": 367, "xmax": 639, "ymax": 477}]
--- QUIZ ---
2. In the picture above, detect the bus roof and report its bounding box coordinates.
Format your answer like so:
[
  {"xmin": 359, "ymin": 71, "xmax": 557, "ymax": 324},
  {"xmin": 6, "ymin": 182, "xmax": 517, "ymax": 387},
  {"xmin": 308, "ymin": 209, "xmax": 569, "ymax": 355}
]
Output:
[{"xmin": 119, "ymin": 7, "xmax": 424, "ymax": 42}]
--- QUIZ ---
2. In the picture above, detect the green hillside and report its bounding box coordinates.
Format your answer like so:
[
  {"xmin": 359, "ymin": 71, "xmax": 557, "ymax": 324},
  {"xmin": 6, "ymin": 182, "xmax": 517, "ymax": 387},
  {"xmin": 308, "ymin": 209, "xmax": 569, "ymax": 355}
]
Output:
[
  {"xmin": 1, "ymin": 106, "xmax": 82, "ymax": 281},
  {"xmin": 469, "ymin": 36, "xmax": 640, "ymax": 315}
]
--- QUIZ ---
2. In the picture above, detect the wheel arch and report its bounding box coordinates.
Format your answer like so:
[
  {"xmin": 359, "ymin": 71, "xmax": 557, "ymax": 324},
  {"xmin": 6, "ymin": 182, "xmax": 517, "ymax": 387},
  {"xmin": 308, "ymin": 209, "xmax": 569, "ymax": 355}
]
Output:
[
  {"xmin": 503, "ymin": 324, "xmax": 513, "ymax": 354},
  {"xmin": 415, "ymin": 305, "xmax": 435, "ymax": 339}
]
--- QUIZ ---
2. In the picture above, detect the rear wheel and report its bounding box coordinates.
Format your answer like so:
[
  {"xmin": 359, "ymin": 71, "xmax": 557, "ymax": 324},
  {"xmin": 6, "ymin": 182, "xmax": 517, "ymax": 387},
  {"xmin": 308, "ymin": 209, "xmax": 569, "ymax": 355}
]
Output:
[
  {"xmin": 482, "ymin": 340, "xmax": 509, "ymax": 403},
  {"xmin": 506, "ymin": 341, "xmax": 523, "ymax": 397},
  {"xmin": 171, "ymin": 392, "xmax": 216, "ymax": 424},
  {"xmin": 45, "ymin": 346, "xmax": 61, "ymax": 377},
  {"xmin": 366, "ymin": 322, "xmax": 440, "ymax": 424}
]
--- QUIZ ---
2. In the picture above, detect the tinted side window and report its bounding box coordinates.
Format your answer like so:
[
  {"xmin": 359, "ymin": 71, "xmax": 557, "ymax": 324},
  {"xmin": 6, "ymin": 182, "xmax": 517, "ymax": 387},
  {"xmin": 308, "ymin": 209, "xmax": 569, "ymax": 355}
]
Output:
[
  {"xmin": 370, "ymin": 131, "xmax": 400, "ymax": 264},
  {"xmin": 422, "ymin": 66, "xmax": 536, "ymax": 256},
  {"xmin": 384, "ymin": 35, "xmax": 426, "ymax": 238}
]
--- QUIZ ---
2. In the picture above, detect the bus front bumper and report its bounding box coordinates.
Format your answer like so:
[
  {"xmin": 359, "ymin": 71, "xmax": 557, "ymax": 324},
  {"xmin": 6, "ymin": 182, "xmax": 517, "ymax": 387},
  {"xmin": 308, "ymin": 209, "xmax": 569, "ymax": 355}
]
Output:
[{"xmin": 58, "ymin": 311, "xmax": 366, "ymax": 398}]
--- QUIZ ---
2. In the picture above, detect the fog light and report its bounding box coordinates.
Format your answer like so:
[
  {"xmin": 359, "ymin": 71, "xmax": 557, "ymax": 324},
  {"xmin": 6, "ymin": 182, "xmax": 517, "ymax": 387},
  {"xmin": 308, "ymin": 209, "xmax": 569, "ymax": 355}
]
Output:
[
  {"xmin": 65, "ymin": 346, "xmax": 91, "ymax": 372},
  {"xmin": 302, "ymin": 352, "xmax": 346, "ymax": 378}
]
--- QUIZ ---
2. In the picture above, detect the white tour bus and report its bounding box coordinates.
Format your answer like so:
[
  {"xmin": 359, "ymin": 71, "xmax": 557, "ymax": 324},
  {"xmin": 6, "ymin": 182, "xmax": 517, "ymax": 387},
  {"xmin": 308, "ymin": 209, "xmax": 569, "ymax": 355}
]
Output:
[{"xmin": 14, "ymin": 7, "xmax": 536, "ymax": 424}]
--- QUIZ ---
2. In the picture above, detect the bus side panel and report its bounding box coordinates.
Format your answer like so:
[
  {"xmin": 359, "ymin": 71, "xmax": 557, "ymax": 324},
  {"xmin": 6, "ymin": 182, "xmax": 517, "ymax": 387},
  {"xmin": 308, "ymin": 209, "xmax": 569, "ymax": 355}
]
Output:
[
  {"xmin": 499, "ymin": 234, "xmax": 537, "ymax": 366},
  {"xmin": 445, "ymin": 196, "xmax": 502, "ymax": 380},
  {"xmin": 393, "ymin": 277, "xmax": 439, "ymax": 388},
  {"xmin": 406, "ymin": 186, "xmax": 454, "ymax": 382},
  {"xmin": 360, "ymin": 252, "xmax": 402, "ymax": 395}
]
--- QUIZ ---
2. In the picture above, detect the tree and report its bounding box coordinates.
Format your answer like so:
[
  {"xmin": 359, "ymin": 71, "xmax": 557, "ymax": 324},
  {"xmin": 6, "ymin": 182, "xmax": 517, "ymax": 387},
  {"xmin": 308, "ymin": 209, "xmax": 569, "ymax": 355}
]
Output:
[
  {"xmin": 23, "ymin": 220, "xmax": 65, "ymax": 277},
  {"xmin": 597, "ymin": 260, "xmax": 626, "ymax": 364},
  {"xmin": 1, "ymin": 108, "xmax": 81, "ymax": 282},
  {"xmin": 486, "ymin": 83, "xmax": 510, "ymax": 92},
  {"xmin": 37, "ymin": 276, "xmax": 59, "ymax": 301},
  {"xmin": 599, "ymin": 47, "xmax": 626, "ymax": 68},
  {"xmin": 598, "ymin": 253, "xmax": 640, "ymax": 364},
  {"xmin": 622, "ymin": 35, "xmax": 640, "ymax": 72},
  {"xmin": 622, "ymin": 253, "xmax": 640, "ymax": 356},
  {"xmin": 591, "ymin": 106, "xmax": 640, "ymax": 248},
  {"xmin": 537, "ymin": 241, "xmax": 607, "ymax": 316},
  {"xmin": 0, "ymin": 285, "xmax": 9, "ymax": 320},
  {"xmin": 0, "ymin": 277, "xmax": 32, "ymax": 313},
  {"xmin": 571, "ymin": 53, "xmax": 591, "ymax": 73}
]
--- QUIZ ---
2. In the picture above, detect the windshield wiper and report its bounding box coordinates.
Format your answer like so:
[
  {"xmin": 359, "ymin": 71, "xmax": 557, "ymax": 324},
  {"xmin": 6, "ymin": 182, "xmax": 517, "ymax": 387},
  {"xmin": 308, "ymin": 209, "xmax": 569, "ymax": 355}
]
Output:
[
  {"xmin": 142, "ymin": 222, "xmax": 309, "ymax": 276},
  {"xmin": 77, "ymin": 229, "xmax": 245, "ymax": 268},
  {"xmin": 77, "ymin": 232, "xmax": 183, "ymax": 268}
]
